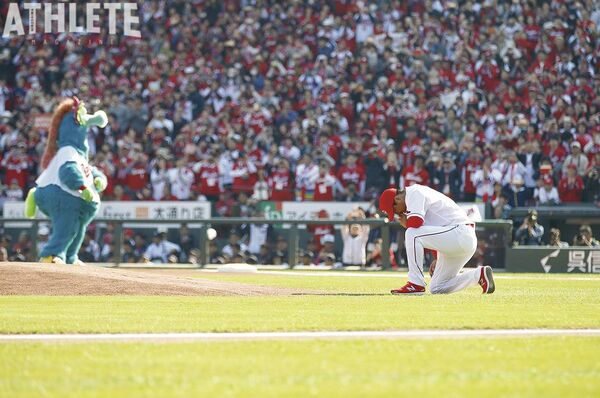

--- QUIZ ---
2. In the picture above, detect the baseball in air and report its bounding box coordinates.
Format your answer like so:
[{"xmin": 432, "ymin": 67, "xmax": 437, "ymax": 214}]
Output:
[{"xmin": 207, "ymin": 228, "xmax": 217, "ymax": 241}]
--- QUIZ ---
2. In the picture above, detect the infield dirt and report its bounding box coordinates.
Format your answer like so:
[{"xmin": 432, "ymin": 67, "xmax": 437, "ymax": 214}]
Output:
[{"xmin": 0, "ymin": 263, "xmax": 316, "ymax": 296}]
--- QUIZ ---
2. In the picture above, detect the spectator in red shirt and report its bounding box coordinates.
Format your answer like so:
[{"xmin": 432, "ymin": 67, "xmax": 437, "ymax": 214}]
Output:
[
  {"xmin": 1, "ymin": 142, "xmax": 29, "ymax": 188},
  {"xmin": 558, "ymin": 164, "xmax": 584, "ymax": 203},
  {"xmin": 269, "ymin": 159, "xmax": 294, "ymax": 201},
  {"xmin": 125, "ymin": 153, "xmax": 149, "ymax": 195},
  {"xmin": 401, "ymin": 155, "xmax": 430, "ymax": 188},
  {"xmin": 215, "ymin": 192, "xmax": 235, "ymax": 218},
  {"xmin": 543, "ymin": 136, "xmax": 567, "ymax": 174},
  {"xmin": 476, "ymin": 53, "xmax": 501, "ymax": 93},
  {"xmin": 194, "ymin": 154, "xmax": 221, "ymax": 202},
  {"xmin": 231, "ymin": 153, "xmax": 257, "ymax": 195},
  {"xmin": 462, "ymin": 148, "xmax": 482, "ymax": 202},
  {"xmin": 399, "ymin": 128, "xmax": 421, "ymax": 169},
  {"xmin": 313, "ymin": 162, "xmax": 340, "ymax": 202},
  {"xmin": 337, "ymin": 153, "xmax": 365, "ymax": 197},
  {"xmin": 316, "ymin": 133, "xmax": 339, "ymax": 163},
  {"xmin": 308, "ymin": 209, "xmax": 334, "ymax": 253}
]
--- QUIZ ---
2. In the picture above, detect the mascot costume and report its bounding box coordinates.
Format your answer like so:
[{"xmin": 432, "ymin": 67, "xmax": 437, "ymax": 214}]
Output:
[{"xmin": 24, "ymin": 97, "xmax": 108, "ymax": 265}]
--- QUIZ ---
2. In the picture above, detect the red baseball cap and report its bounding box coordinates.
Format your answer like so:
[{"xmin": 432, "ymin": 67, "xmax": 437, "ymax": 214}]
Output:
[{"xmin": 379, "ymin": 188, "xmax": 397, "ymax": 221}]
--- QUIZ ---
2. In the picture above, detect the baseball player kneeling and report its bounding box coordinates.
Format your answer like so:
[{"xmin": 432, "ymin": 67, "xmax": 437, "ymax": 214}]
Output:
[{"xmin": 379, "ymin": 184, "xmax": 495, "ymax": 295}]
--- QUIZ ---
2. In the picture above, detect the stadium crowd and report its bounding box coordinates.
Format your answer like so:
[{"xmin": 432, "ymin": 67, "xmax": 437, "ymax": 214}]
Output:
[
  {"xmin": 1, "ymin": 0, "xmax": 600, "ymax": 214},
  {"xmin": 1, "ymin": 0, "xmax": 600, "ymax": 264}
]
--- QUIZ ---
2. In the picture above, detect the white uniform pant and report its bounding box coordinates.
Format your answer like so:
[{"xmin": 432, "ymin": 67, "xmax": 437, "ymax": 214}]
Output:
[{"xmin": 405, "ymin": 224, "xmax": 479, "ymax": 294}]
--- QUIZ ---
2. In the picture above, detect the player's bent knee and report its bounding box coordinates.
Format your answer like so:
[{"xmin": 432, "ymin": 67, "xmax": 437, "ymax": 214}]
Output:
[
  {"xmin": 429, "ymin": 283, "xmax": 448, "ymax": 295},
  {"xmin": 404, "ymin": 228, "xmax": 419, "ymax": 245}
]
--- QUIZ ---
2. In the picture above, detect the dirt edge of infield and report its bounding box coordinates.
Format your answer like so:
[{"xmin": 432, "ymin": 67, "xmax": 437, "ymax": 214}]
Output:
[{"xmin": 0, "ymin": 262, "xmax": 319, "ymax": 296}]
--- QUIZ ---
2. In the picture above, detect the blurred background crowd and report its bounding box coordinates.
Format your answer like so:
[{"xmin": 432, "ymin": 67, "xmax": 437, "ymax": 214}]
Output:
[
  {"xmin": 1, "ymin": 214, "xmax": 597, "ymax": 265},
  {"xmin": 1, "ymin": 0, "xmax": 600, "ymax": 213},
  {"xmin": 1, "ymin": 0, "xmax": 600, "ymax": 265}
]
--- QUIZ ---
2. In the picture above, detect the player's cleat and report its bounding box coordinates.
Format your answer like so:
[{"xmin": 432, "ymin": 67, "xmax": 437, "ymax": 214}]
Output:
[
  {"xmin": 39, "ymin": 256, "xmax": 66, "ymax": 265},
  {"xmin": 72, "ymin": 259, "xmax": 87, "ymax": 266},
  {"xmin": 391, "ymin": 281, "xmax": 426, "ymax": 295},
  {"xmin": 479, "ymin": 266, "xmax": 495, "ymax": 294}
]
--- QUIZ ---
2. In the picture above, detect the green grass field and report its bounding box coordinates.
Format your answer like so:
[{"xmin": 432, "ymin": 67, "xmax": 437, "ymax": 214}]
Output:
[
  {"xmin": 1, "ymin": 273, "xmax": 599, "ymax": 333},
  {"xmin": 1, "ymin": 271, "xmax": 600, "ymax": 397},
  {"xmin": 3, "ymin": 338, "xmax": 600, "ymax": 398}
]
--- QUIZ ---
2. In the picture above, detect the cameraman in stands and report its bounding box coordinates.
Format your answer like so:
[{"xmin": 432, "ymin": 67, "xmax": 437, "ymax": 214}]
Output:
[
  {"xmin": 548, "ymin": 228, "xmax": 569, "ymax": 248},
  {"xmin": 515, "ymin": 209, "xmax": 544, "ymax": 246},
  {"xmin": 573, "ymin": 225, "xmax": 599, "ymax": 247}
]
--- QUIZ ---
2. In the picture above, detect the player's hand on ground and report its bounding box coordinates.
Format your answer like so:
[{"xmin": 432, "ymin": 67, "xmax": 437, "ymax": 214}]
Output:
[{"xmin": 429, "ymin": 259, "xmax": 436, "ymax": 277}]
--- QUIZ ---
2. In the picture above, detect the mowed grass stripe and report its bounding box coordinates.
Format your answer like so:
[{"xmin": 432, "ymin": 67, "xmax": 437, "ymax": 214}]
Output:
[{"xmin": 1, "ymin": 337, "xmax": 600, "ymax": 398}]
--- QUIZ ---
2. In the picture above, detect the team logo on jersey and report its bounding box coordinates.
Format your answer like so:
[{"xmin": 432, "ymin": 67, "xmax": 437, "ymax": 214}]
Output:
[{"xmin": 81, "ymin": 163, "xmax": 92, "ymax": 178}]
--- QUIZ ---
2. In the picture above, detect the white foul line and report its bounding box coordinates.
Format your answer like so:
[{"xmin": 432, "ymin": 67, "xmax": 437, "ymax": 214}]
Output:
[{"xmin": 2, "ymin": 329, "xmax": 600, "ymax": 342}]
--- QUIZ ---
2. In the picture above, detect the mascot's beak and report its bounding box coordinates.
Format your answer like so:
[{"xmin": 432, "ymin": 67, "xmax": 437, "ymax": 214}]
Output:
[{"xmin": 72, "ymin": 96, "xmax": 85, "ymax": 125}]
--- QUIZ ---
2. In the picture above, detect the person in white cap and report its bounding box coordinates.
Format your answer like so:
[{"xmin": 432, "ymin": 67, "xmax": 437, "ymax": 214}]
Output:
[
  {"xmin": 37, "ymin": 224, "xmax": 50, "ymax": 254},
  {"xmin": 562, "ymin": 141, "xmax": 588, "ymax": 176}
]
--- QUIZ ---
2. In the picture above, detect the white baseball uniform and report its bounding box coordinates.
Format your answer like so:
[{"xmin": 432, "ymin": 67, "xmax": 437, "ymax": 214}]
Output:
[{"xmin": 404, "ymin": 184, "xmax": 480, "ymax": 293}]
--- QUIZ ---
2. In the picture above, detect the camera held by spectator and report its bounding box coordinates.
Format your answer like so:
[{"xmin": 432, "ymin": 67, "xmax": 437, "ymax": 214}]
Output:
[
  {"xmin": 548, "ymin": 228, "xmax": 569, "ymax": 248},
  {"xmin": 515, "ymin": 209, "xmax": 544, "ymax": 246},
  {"xmin": 573, "ymin": 225, "xmax": 599, "ymax": 247}
]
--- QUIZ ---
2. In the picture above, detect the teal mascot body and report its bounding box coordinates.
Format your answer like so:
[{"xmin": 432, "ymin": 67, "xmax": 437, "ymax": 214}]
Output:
[{"xmin": 25, "ymin": 97, "xmax": 109, "ymax": 264}]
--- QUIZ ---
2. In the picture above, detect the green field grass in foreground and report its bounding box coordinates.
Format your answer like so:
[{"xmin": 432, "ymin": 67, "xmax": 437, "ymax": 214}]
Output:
[
  {"xmin": 1, "ymin": 274, "xmax": 599, "ymax": 334},
  {"xmin": 2, "ymin": 337, "xmax": 599, "ymax": 398}
]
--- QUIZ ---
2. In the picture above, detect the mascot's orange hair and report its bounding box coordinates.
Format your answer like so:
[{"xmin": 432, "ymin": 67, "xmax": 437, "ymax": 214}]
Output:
[{"xmin": 40, "ymin": 98, "xmax": 75, "ymax": 170}]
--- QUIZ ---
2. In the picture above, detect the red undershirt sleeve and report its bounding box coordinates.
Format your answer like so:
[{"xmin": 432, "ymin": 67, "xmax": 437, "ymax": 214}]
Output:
[{"xmin": 406, "ymin": 214, "xmax": 424, "ymax": 228}]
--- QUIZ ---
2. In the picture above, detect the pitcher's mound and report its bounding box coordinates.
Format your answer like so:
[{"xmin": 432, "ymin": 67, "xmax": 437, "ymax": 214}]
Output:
[{"xmin": 0, "ymin": 262, "xmax": 309, "ymax": 296}]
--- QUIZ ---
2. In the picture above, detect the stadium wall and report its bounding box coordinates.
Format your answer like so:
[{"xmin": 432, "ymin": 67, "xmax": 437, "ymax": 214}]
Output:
[{"xmin": 506, "ymin": 247, "xmax": 600, "ymax": 274}]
